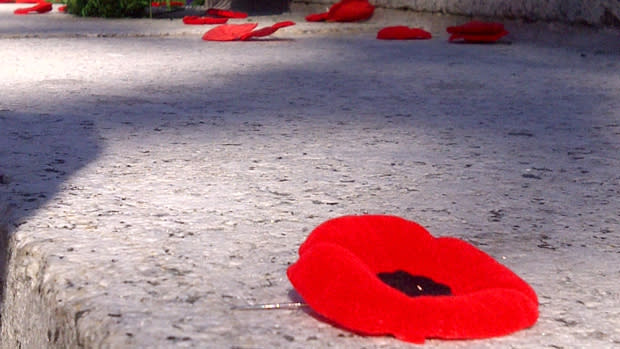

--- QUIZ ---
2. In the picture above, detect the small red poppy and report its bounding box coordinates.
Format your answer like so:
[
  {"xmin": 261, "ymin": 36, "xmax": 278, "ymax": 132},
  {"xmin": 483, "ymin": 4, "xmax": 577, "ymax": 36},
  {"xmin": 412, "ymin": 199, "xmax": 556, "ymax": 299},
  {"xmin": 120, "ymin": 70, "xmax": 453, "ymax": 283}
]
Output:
[
  {"xmin": 377, "ymin": 26, "xmax": 432, "ymax": 40},
  {"xmin": 287, "ymin": 215, "xmax": 539, "ymax": 343},
  {"xmin": 206, "ymin": 8, "xmax": 248, "ymax": 19},
  {"xmin": 183, "ymin": 16, "xmax": 228, "ymax": 25},
  {"xmin": 202, "ymin": 22, "xmax": 295, "ymax": 41},
  {"xmin": 306, "ymin": 0, "xmax": 374, "ymax": 23},
  {"xmin": 14, "ymin": 1, "xmax": 52, "ymax": 14},
  {"xmin": 446, "ymin": 21, "xmax": 509, "ymax": 43}
]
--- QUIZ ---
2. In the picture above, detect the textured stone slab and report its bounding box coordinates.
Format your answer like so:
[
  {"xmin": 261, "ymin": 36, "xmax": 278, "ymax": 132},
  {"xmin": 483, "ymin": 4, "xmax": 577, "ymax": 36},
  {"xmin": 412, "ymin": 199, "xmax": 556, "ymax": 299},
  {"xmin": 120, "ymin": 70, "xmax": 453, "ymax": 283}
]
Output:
[
  {"xmin": 1, "ymin": 4, "xmax": 620, "ymax": 349},
  {"xmin": 296, "ymin": 0, "xmax": 620, "ymax": 26}
]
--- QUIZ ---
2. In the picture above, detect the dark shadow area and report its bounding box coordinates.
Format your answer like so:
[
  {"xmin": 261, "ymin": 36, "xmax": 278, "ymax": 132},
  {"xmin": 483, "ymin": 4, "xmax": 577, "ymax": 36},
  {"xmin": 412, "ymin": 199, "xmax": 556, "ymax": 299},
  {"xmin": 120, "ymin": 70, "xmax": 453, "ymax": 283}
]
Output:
[{"xmin": 0, "ymin": 111, "xmax": 101, "ymax": 306}]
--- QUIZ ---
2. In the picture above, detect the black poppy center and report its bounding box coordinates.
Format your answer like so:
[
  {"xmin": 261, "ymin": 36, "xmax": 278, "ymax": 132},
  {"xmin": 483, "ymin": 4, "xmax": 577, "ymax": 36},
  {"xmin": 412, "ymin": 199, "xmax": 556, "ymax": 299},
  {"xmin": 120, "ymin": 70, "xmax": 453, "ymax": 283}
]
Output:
[{"xmin": 377, "ymin": 270, "xmax": 452, "ymax": 297}]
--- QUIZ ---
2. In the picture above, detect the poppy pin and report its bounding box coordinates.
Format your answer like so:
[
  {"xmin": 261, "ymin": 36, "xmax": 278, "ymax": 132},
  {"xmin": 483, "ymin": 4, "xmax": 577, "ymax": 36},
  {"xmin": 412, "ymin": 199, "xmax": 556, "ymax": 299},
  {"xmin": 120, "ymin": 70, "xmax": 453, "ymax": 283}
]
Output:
[{"xmin": 287, "ymin": 215, "xmax": 539, "ymax": 343}]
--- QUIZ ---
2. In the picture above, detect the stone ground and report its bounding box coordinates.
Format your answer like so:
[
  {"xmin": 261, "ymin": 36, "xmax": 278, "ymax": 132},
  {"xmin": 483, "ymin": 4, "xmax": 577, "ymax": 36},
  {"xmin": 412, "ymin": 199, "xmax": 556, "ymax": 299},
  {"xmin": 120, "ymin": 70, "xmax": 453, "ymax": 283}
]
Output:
[{"xmin": 1, "ymin": 3, "xmax": 620, "ymax": 348}]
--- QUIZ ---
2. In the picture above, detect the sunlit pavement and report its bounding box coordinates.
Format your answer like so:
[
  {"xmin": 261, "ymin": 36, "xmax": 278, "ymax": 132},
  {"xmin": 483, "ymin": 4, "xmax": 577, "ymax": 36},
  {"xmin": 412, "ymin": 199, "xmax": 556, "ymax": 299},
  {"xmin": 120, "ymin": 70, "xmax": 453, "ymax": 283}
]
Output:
[{"xmin": 1, "ymin": 4, "xmax": 620, "ymax": 348}]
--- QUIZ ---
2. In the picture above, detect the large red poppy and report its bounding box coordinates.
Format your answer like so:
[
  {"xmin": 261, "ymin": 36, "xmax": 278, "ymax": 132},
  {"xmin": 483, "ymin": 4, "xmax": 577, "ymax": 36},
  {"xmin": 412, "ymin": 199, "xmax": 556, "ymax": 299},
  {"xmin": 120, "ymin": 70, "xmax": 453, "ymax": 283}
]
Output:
[
  {"xmin": 287, "ymin": 215, "xmax": 539, "ymax": 343},
  {"xmin": 306, "ymin": 0, "xmax": 374, "ymax": 22}
]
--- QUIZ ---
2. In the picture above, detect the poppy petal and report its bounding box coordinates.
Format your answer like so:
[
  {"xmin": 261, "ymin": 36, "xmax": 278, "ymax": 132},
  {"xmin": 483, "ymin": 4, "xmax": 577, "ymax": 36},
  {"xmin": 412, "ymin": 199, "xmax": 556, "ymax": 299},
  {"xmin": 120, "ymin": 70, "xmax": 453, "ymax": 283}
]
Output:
[
  {"xmin": 287, "ymin": 215, "xmax": 539, "ymax": 343},
  {"xmin": 13, "ymin": 1, "xmax": 52, "ymax": 14},
  {"xmin": 183, "ymin": 15, "xmax": 228, "ymax": 25},
  {"xmin": 326, "ymin": 0, "xmax": 374, "ymax": 22},
  {"xmin": 271, "ymin": 20, "xmax": 296, "ymax": 30},
  {"xmin": 206, "ymin": 8, "xmax": 248, "ymax": 19},
  {"xmin": 377, "ymin": 26, "xmax": 432, "ymax": 40},
  {"xmin": 239, "ymin": 21, "xmax": 295, "ymax": 41},
  {"xmin": 201, "ymin": 23, "xmax": 257, "ymax": 41}
]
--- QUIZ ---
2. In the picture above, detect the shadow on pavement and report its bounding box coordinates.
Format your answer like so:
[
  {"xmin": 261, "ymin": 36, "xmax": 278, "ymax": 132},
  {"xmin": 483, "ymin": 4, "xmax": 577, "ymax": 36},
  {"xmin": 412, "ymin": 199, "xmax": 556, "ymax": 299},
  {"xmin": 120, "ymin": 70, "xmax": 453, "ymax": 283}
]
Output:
[{"xmin": 0, "ymin": 34, "xmax": 618, "ymax": 331}]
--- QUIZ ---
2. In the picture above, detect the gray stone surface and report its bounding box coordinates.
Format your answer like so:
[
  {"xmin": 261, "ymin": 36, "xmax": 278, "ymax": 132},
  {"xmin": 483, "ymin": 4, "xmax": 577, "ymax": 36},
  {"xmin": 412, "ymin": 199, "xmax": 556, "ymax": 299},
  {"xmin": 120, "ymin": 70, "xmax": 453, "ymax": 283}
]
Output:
[
  {"xmin": 296, "ymin": 0, "xmax": 620, "ymax": 26},
  {"xmin": 1, "ymin": 3, "xmax": 620, "ymax": 348}
]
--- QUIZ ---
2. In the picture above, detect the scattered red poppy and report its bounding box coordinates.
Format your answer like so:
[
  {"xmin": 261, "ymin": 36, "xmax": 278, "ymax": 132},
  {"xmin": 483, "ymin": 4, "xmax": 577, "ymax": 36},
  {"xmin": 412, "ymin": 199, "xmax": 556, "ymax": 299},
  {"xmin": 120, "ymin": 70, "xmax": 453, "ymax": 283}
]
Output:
[
  {"xmin": 305, "ymin": 12, "xmax": 329, "ymax": 22},
  {"xmin": 182, "ymin": 15, "xmax": 228, "ymax": 25},
  {"xmin": 239, "ymin": 21, "xmax": 295, "ymax": 40},
  {"xmin": 58, "ymin": 4, "xmax": 66, "ymax": 12},
  {"xmin": 377, "ymin": 26, "xmax": 432, "ymax": 40},
  {"xmin": 206, "ymin": 8, "xmax": 248, "ymax": 19},
  {"xmin": 287, "ymin": 215, "xmax": 539, "ymax": 343},
  {"xmin": 446, "ymin": 21, "xmax": 509, "ymax": 43},
  {"xmin": 201, "ymin": 23, "xmax": 257, "ymax": 41},
  {"xmin": 202, "ymin": 21, "xmax": 295, "ymax": 41},
  {"xmin": 14, "ymin": 1, "xmax": 52, "ymax": 15},
  {"xmin": 306, "ymin": 0, "xmax": 374, "ymax": 22}
]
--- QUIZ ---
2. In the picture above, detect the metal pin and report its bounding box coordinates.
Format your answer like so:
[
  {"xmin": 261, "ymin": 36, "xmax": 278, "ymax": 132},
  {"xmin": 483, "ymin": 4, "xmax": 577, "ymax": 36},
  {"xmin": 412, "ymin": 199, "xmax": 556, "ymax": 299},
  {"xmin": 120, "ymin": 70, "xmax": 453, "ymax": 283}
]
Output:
[{"xmin": 231, "ymin": 302, "xmax": 308, "ymax": 311}]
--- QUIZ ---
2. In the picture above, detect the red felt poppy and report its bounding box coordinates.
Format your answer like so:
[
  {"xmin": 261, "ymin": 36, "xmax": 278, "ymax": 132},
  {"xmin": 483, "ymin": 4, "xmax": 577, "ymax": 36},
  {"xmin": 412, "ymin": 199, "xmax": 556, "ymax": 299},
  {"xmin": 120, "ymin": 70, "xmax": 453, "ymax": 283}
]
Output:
[
  {"xmin": 183, "ymin": 15, "xmax": 228, "ymax": 25},
  {"xmin": 306, "ymin": 0, "xmax": 374, "ymax": 23},
  {"xmin": 328, "ymin": 0, "xmax": 374, "ymax": 22},
  {"xmin": 14, "ymin": 1, "xmax": 52, "ymax": 14},
  {"xmin": 202, "ymin": 22, "xmax": 295, "ymax": 42},
  {"xmin": 287, "ymin": 215, "xmax": 539, "ymax": 343},
  {"xmin": 377, "ymin": 26, "xmax": 432, "ymax": 40},
  {"xmin": 201, "ymin": 23, "xmax": 257, "ymax": 41},
  {"xmin": 446, "ymin": 21, "xmax": 509, "ymax": 43},
  {"xmin": 206, "ymin": 8, "xmax": 248, "ymax": 19},
  {"xmin": 239, "ymin": 21, "xmax": 295, "ymax": 40}
]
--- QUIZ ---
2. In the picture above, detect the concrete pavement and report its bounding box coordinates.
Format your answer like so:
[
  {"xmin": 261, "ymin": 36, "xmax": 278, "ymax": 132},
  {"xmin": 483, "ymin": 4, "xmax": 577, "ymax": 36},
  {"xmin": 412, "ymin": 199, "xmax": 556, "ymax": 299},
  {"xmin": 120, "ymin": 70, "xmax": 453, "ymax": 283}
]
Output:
[{"xmin": 1, "ymin": 3, "xmax": 620, "ymax": 348}]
